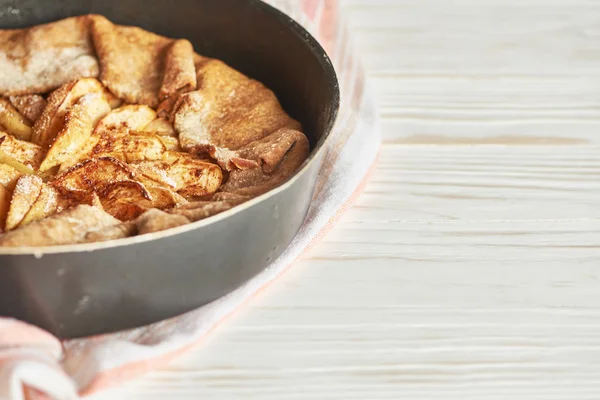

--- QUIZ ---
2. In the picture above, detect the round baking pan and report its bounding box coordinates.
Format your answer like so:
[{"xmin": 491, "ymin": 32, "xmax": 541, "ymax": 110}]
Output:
[{"xmin": 0, "ymin": 0, "xmax": 339, "ymax": 338}]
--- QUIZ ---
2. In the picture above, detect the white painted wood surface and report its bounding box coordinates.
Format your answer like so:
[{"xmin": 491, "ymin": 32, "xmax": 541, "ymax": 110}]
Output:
[{"xmin": 91, "ymin": 1, "xmax": 600, "ymax": 399}]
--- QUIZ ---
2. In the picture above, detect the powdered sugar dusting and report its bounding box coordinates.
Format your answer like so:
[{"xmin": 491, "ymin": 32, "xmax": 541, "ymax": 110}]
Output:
[
  {"xmin": 0, "ymin": 16, "xmax": 99, "ymax": 95},
  {"xmin": 15, "ymin": 175, "xmax": 42, "ymax": 197}
]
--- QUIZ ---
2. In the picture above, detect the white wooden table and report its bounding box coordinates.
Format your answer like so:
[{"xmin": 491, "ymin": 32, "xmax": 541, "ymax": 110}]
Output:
[{"xmin": 92, "ymin": 1, "xmax": 600, "ymax": 398}]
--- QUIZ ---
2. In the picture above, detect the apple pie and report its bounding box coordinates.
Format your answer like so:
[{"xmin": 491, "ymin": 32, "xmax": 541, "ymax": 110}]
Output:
[{"xmin": 0, "ymin": 15, "xmax": 309, "ymax": 247}]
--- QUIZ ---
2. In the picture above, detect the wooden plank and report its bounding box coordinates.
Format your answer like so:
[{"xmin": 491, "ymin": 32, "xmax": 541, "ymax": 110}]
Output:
[
  {"xmin": 380, "ymin": 115, "xmax": 600, "ymax": 145},
  {"xmin": 343, "ymin": 1, "xmax": 600, "ymax": 76},
  {"xmin": 356, "ymin": 146, "xmax": 600, "ymax": 221}
]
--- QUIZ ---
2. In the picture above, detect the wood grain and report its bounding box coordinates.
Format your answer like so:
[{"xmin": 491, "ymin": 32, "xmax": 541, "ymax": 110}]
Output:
[
  {"xmin": 91, "ymin": 1, "xmax": 600, "ymax": 399},
  {"xmin": 345, "ymin": 0, "xmax": 600, "ymax": 145}
]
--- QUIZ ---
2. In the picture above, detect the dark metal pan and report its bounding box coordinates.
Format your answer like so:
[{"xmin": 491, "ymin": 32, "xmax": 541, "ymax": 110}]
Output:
[{"xmin": 0, "ymin": 0, "xmax": 339, "ymax": 338}]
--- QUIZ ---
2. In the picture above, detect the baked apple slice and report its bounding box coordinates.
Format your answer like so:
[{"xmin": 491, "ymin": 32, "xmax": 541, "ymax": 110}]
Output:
[
  {"xmin": 0, "ymin": 98, "xmax": 33, "ymax": 141},
  {"xmin": 0, "ymin": 164, "xmax": 22, "ymax": 191},
  {"xmin": 95, "ymin": 105, "xmax": 156, "ymax": 134},
  {"xmin": 98, "ymin": 180, "xmax": 185, "ymax": 221},
  {"xmin": 39, "ymin": 93, "xmax": 111, "ymax": 171},
  {"xmin": 0, "ymin": 132, "xmax": 44, "ymax": 171},
  {"xmin": 93, "ymin": 131, "xmax": 168, "ymax": 163},
  {"xmin": 131, "ymin": 152, "xmax": 222, "ymax": 198},
  {"xmin": 144, "ymin": 117, "xmax": 176, "ymax": 137},
  {"xmin": 4, "ymin": 175, "xmax": 43, "ymax": 231},
  {"xmin": 19, "ymin": 183, "xmax": 59, "ymax": 227},
  {"xmin": 51, "ymin": 157, "xmax": 135, "ymax": 194},
  {"xmin": 58, "ymin": 104, "xmax": 157, "ymax": 171},
  {"xmin": 9, "ymin": 95, "xmax": 47, "ymax": 126},
  {"xmin": 32, "ymin": 78, "xmax": 106, "ymax": 148}
]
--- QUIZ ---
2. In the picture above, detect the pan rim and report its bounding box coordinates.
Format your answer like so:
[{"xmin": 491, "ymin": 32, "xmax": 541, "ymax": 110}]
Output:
[{"xmin": 0, "ymin": 0, "xmax": 340, "ymax": 257}]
